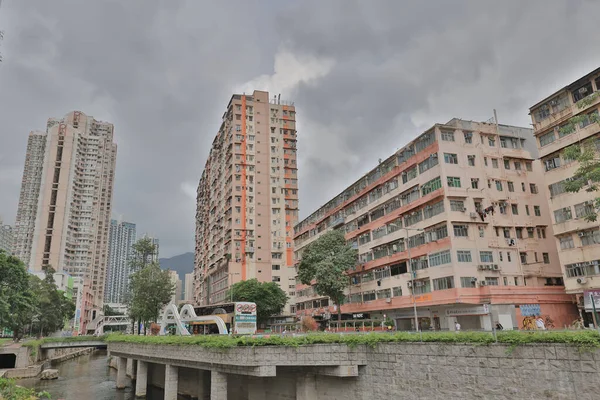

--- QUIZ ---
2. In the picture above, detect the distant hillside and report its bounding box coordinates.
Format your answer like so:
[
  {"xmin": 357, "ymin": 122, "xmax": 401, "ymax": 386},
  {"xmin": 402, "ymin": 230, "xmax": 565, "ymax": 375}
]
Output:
[{"xmin": 159, "ymin": 252, "xmax": 194, "ymax": 280}]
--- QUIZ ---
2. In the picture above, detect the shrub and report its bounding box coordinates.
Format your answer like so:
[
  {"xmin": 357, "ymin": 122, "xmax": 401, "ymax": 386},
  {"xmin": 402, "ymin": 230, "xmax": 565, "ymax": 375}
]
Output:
[
  {"xmin": 300, "ymin": 317, "xmax": 318, "ymax": 332},
  {"xmin": 0, "ymin": 377, "xmax": 51, "ymax": 399}
]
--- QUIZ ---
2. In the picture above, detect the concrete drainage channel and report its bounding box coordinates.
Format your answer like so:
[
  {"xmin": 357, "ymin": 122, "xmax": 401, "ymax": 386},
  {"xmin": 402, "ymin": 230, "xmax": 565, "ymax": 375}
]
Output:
[{"xmin": 0, "ymin": 345, "xmax": 96, "ymax": 379}]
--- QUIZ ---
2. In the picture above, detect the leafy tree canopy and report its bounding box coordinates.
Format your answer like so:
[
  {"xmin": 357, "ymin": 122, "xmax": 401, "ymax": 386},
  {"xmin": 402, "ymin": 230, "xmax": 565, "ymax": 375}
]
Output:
[
  {"xmin": 29, "ymin": 267, "xmax": 76, "ymax": 337},
  {"xmin": 564, "ymin": 138, "xmax": 600, "ymax": 222},
  {"xmin": 0, "ymin": 251, "xmax": 37, "ymax": 340},
  {"xmin": 228, "ymin": 279, "xmax": 288, "ymax": 323},
  {"xmin": 129, "ymin": 263, "xmax": 174, "ymax": 326},
  {"xmin": 130, "ymin": 237, "xmax": 158, "ymax": 272},
  {"xmin": 297, "ymin": 229, "xmax": 357, "ymax": 320}
]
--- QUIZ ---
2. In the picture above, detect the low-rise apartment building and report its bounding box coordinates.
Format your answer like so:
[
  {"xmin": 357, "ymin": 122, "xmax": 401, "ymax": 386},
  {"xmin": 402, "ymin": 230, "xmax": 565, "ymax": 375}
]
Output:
[
  {"xmin": 530, "ymin": 67, "xmax": 600, "ymax": 324},
  {"xmin": 294, "ymin": 118, "xmax": 577, "ymax": 331}
]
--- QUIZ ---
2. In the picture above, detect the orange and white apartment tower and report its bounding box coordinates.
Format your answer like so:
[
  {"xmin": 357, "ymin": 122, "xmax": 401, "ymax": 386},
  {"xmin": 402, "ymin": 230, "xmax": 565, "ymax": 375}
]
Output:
[
  {"xmin": 194, "ymin": 91, "xmax": 299, "ymax": 315},
  {"xmin": 294, "ymin": 118, "xmax": 578, "ymax": 331},
  {"xmin": 13, "ymin": 111, "xmax": 117, "ymax": 312},
  {"xmin": 529, "ymin": 68, "xmax": 600, "ymax": 326}
]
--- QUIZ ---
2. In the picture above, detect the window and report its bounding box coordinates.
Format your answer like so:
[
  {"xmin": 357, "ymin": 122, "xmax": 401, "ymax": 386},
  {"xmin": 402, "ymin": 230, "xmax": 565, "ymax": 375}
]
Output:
[
  {"xmin": 402, "ymin": 166, "xmax": 417, "ymax": 183},
  {"xmin": 453, "ymin": 224, "xmax": 468, "ymax": 237},
  {"xmin": 504, "ymin": 159, "xmax": 510, "ymax": 170},
  {"xmin": 480, "ymin": 251, "xmax": 494, "ymax": 263},
  {"xmin": 560, "ymin": 235, "xmax": 575, "ymax": 250},
  {"xmin": 450, "ymin": 199, "xmax": 465, "ymax": 211},
  {"xmin": 539, "ymin": 130, "xmax": 556, "ymax": 147},
  {"xmin": 479, "ymin": 226, "xmax": 485, "ymax": 238},
  {"xmin": 418, "ymin": 154, "xmax": 439, "ymax": 173},
  {"xmin": 522, "ymin": 182, "xmax": 526, "ymax": 192},
  {"xmin": 460, "ymin": 277, "xmax": 477, "ymax": 288},
  {"xmin": 272, "ymin": 276, "xmax": 281, "ymax": 282},
  {"xmin": 580, "ymin": 230, "xmax": 600, "ymax": 246},
  {"xmin": 503, "ymin": 227, "xmax": 511, "ymax": 238},
  {"xmin": 548, "ymin": 180, "xmax": 567, "ymax": 197},
  {"xmin": 529, "ymin": 184, "xmax": 538, "ymax": 194},
  {"xmin": 444, "ymin": 153, "xmax": 458, "ymax": 164},
  {"xmin": 534, "ymin": 206, "xmax": 541, "ymax": 216},
  {"xmin": 508, "ymin": 181, "xmax": 514, "ymax": 192},
  {"xmin": 488, "ymin": 137, "xmax": 496, "ymax": 147},
  {"xmin": 457, "ymin": 250, "xmax": 472, "ymax": 262},
  {"xmin": 514, "ymin": 161, "xmax": 521, "ymax": 170},
  {"xmin": 484, "ymin": 157, "xmax": 488, "ymax": 166},
  {"xmin": 423, "ymin": 200, "xmax": 445, "ymax": 219},
  {"xmin": 447, "ymin": 177, "xmax": 461, "ymax": 188},
  {"xmin": 520, "ymin": 252, "xmax": 527, "ymax": 264},
  {"xmin": 525, "ymin": 205, "xmax": 530, "ymax": 216},
  {"xmin": 484, "ymin": 277, "xmax": 499, "ymax": 286},
  {"xmin": 575, "ymin": 201, "xmax": 595, "ymax": 219},
  {"xmin": 421, "ymin": 177, "xmax": 441, "ymax": 196},
  {"xmin": 515, "ymin": 227, "xmax": 523, "ymax": 239},
  {"xmin": 492, "ymin": 158, "xmax": 499, "ymax": 168},
  {"xmin": 511, "ymin": 204, "xmax": 519, "ymax": 215},
  {"xmin": 392, "ymin": 286, "xmax": 403, "ymax": 297},
  {"xmin": 471, "ymin": 178, "xmax": 479, "ymax": 189},
  {"xmin": 433, "ymin": 276, "xmax": 455, "ymax": 291},
  {"xmin": 428, "ymin": 250, "xmax": 451, "ymax": 267},
  {"xmin": 526, "ymin": 162, "xmax": 532, "ymax": 171},
  {"xmin": 272, "ymin": 265, "xmax": 281, "ymax": 270},
  {"xmin": 496, "ymin": 181, "xmax": 503, "ymax": 191},
  {"xmin": 554, "ymin": 207, "xmax": 573, "ymax": 223},
  {"xmin": 507, "ymin": 252, "xmax": 512, "ymax": 262},
  {"xmin": 412, "ymin": 280, "xmax": 431, "ymax": 295},
  {"xmin": 543, "ymin": 253, "xmax": 550, "ymax": 264},
  {"xmin": 537, "ymin": 227, "xmax": 546, "ymax": 239},
  {"xmin": 527, "ymin": 227, "xmax": 534, "ymax": 238},
  {"xmin": 467, "ymin": 155, "xmax": 476, "ymax": 166},
  {"xmin": 464, "ymin": 132, "xmax": 473, "ymax": 143},
  {"xmin": 503, "ymin": 277, "xmax": 508, "ymax": 286},
  {"xmin": 441, "ymin": 131, "xmax": 455, "ymax": 141},
  {"xmin": 500, "ymin": 137, "xmax": 507, "ymax": 148},
  {"xmin": 499, "ymin": 252, "xmax": 503, "ymax": 261}
]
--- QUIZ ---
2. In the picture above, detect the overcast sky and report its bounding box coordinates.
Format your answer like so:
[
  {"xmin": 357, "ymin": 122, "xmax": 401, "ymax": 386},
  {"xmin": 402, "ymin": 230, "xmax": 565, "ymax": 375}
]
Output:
[{"xmin": 1, "ymin": 1, "xmax": 599, "ymax": 258}]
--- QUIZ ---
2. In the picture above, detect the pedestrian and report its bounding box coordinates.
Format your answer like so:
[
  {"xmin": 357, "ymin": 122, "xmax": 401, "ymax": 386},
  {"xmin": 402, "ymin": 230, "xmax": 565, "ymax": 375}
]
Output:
[
  {"xmin": 455, "ymin": 321, "xmax": 461, "ymax": 332},
  {"xmin": 495, "ymin": 321, "xmax": 503, "ymax": 330},
  {"xmin": 535, "ymin": 316, "xmax": 546, "ymax": 330}
]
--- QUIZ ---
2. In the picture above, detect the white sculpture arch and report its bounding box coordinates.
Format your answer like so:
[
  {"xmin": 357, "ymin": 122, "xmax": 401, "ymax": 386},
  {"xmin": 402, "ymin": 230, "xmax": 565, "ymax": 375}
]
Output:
[{"xmin": 158, "ymin": 303, "xmax": 229, "ymax": 335}]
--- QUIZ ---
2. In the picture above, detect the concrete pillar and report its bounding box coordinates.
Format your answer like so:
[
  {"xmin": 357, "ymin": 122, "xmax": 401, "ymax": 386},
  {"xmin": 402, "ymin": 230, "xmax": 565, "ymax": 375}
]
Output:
[
  {"xmin": 164, "ymin": 364, "xmax": 179, "ymax": 400},
  {"xmin": 296, "ymin": 373, "xmax": 317, "ymax": 400},
  {"xmin": 135, "ymin": 360, "xmax": 148, "ymax": 398},
  {"xmin": 247, "ymin": 377, "xmax": 264, "ymax": 400},
  {"xmin": 116, "ymin": 357, "xmax": 127, "ymax": 390},
  {"xmin": 210, "ymin": 371, "xmax": 227, "ymax": 400},
  {"xmin": 126, "ymin": 358, "xmax": 137, "ymax": 379}
]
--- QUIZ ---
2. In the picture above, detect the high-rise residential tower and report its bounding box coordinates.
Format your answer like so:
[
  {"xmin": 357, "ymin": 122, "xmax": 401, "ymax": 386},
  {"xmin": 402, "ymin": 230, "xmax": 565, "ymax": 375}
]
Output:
[
  {"xmin": 14, "ymin": 111, "xmax": 117, "ymax": 309},
  {"xmin": 104, "ymin": 219, "xmax": 137, "ymax": 304},
  {"xmin": 529, "ymin": 68, "xmax": 600, "ymax": 324},
  {"xmin": 294, "ymin": 118, "xmax": 577, "ymax": 331},
  {"xmin": 195, "ymin": 90, "xmax": 298, "ymax": 313},
  {"xmin": 0, "ymin": 217, "xmax": 13, "ymax": 254}
]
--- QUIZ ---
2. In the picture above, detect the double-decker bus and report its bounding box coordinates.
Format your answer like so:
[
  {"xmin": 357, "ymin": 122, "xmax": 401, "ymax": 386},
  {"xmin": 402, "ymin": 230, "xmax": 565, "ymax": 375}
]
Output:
[{"xmin": 190, "ymin": 302, "xmax": 257, "ymax": 335}]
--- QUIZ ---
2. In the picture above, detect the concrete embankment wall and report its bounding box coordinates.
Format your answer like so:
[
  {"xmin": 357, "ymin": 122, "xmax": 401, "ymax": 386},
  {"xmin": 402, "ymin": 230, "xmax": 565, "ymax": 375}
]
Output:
[
  {"xmin": 1, "ymin": 346, "xmax": 96, "ymax": 379},
  {"xmin": 112, "ymin": 342, "xmax": 600, "ymax": 400}
]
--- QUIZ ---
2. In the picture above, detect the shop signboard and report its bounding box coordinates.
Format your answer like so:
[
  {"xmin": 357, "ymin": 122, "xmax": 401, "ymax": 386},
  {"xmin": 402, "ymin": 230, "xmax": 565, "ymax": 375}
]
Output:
[
  {"xmin": 584, "ymin": 290, "xmax": 600, "ymax": 311},
  {"xmin": 445, "ymin": 305, "xmax": 489, "ymax": 317},
  {"xmin": 519, "ymin": 304, "xmax": 541, "ymax": 317}
]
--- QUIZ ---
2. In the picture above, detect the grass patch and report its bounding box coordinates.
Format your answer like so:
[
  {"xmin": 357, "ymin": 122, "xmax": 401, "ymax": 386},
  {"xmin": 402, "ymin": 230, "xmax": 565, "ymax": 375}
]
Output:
[
  {"xmin": 0, "ymin": 377, "xmax": 51, "ymax": 399},
  {"xmin": 0, "ymin": 338, "xmax": 11, "ymax": 347},
  {"xmin": 101, "ymin": 330, "xmax": 600, "ymax": 351}
]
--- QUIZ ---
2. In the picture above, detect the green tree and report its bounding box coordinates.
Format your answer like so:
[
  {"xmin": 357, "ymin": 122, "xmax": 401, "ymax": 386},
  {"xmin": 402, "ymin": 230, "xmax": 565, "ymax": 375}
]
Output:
[
  {"xmin": 129, "ymin": 237, "xmax": 158, "ymax": 272},
  {"xmin": 29, "ymin": 267, "xmax": 75, "ymax": 337},
  {"xmin": 129, "ymin": 263, "xmax": 174, "ymax": 334},
  {"xmin": 564, "ymin": 138, "xmax": 600, "ymax": 222},
  {"xmin": 0, "ymin": 251, "xmax": 37, "ymax": 341},
  {"xmin": 297, "ymin": 230, "xmax": 357, "ymax": 322},
  {"xmin": 227, "ymin": 279, "xmax": 288, "ymax": 324},
  {"xmin": 103, "ymin": 304, "xmax": 123, "ymax": 316}
]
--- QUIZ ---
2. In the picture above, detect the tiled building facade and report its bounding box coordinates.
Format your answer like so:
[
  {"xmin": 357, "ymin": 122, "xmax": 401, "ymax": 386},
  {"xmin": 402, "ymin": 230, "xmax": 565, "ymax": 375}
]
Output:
[{"xmin": 294, "ymin": 118, "xmax": 577, "ymax": 331}]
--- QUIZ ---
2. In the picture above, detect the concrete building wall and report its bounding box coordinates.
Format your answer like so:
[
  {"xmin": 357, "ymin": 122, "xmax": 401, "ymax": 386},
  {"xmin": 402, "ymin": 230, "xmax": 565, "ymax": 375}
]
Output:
[
  {"xmin": 530, "ymin": 67, "xmax": 600, "ymax": 321},
  {"xmin": 0, "ymin": 218, "xmax": 13, "ymax": 254},
  {"xmin": 194, "ymin": 91, "xmax": 298, "ymax": 313},
  {"xmin": 184, "ymin": 272, "xmax": 194, "ymax": 302},
  {"xmin": 294, "ymin": 118, "xmax": 576, "ymax": 330},
  {"xmin": 14, "ymin": 111, "xmax": 117, "ymax": 310}
]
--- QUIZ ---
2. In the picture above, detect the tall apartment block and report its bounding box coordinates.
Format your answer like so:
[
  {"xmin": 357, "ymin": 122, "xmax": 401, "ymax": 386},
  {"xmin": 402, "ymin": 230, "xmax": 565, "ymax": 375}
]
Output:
[
  {"xmin": 530, "ymin": 67, "xmax": 600, "ymax": 324},
  {"xmin": 294, "ymin": 118, "xmax": 577, "ymax": 331},
  {"xmin": 104, "ymin": 219, "xmax": 137, "ymax": 304},
  {"xmin": 195, "ymin": 90, "xmax": 298, "ymax": 313},
  {"xmin": 0, "ymin": 217, "xmax": 13, "ymax": 254},
  {"xmin": 13, "ymin": 111, "xmax": 117, "ymax": 310}
]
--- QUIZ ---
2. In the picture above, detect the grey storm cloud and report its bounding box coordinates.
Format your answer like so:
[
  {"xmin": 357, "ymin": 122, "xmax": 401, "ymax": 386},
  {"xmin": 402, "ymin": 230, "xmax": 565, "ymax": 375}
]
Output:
[{"xmin": 0, "ymin": 0, "xmax": 600, "ymax": 256}]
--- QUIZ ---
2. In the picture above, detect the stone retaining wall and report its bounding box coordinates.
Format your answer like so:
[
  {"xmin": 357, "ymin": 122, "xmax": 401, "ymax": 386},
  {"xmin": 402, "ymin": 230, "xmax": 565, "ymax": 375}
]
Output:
[{"xmin": 109, "ymin": 341, "xmax": 600, "ymax": 400}]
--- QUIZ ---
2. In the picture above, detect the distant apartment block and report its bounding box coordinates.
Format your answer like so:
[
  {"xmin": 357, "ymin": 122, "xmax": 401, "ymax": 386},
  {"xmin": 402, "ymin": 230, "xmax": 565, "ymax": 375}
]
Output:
[
  {"xmin": 13, "ymin": 111, "xmax": 117, "ymax": 310},
  {"xmin": 0, "ymin": 217, "xmax": 13, "ymax": 255},
  {"xmin": 294, "ymin": 118, "xmax": 577, "ymax": 331},
  {"xmin": 184, "ymin": 272, "xmax": 194, "ymax": 302},
  {"xmin": 530, "ymin": 67, "xmax": 600, "ymax": 323},
  {"xmin": 104, "ymin": 219, "xmax": 137, "ymax": 304},
  {"xmin": 195, "ymin": 90, "xmax": 298, "ymax": 313}
]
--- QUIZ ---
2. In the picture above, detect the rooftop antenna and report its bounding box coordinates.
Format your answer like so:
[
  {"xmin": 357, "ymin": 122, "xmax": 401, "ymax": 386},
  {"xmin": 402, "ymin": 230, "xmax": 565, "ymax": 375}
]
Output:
[{"xmin": 278, "ymin": 94, "xmax": 281, "ymax": 105}]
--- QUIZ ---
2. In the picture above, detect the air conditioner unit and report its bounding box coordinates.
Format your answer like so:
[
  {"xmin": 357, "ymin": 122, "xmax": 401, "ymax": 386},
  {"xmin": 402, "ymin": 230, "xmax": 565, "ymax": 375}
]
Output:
[
  {"xmin": 392, "ymin": 244, "xmax": 398, "ymax": 251},
  {"xmin": 386, "ymin": 298, "xmax": 392, "ymax": 303},
  {"xmin": 550, "ymin": 99, "xmax": 559, "ymax": 106},
  {"xmin": 579, "ymin": 87, "xmax": 588, "ymax": 94},
  {"xmin": 477, "ymin": 265, "xmax": 485, "ymax": 271},
  {"xmin": 487, "ymin": 265, "xmax": 493, "ymax": 270},
  {"xmin": 470, "ymin": 277, "xmax": 478, "ymax": 283},
  {"xmin": 578, "ymin": 231, "xmax": 586, "ymax": 237},
  {"xmin": 431, "ymin": 153, "xmax": 438, "ymax": 159},
  {"xmin": 415, "ymin": 281, "xmax": 424, "ymax": 287},
  {"xmin": 461, "ymin": 208, "xmax": 467, "ymax": 212},
  {"xmin": 470, "ymin": 212, "xmax": 478, "ymax": 219},
  {"xmin": 480, "ymin": 281, "xmax": 487, "ymax": 286},
  {"xmin": 492, "ymin": 264, "xmax": 499, "ymax": 271},
  {"xmin": 407, "ymin": 281, "xmax": 413, "ymax": 288},
  {"xmin": 577, "ymin": 277, "xmax": 588, "ymax": 285},
  {"xmin": 507, "ymin": 239, "xmax": 516, "ymax": 246}
]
